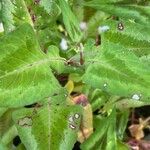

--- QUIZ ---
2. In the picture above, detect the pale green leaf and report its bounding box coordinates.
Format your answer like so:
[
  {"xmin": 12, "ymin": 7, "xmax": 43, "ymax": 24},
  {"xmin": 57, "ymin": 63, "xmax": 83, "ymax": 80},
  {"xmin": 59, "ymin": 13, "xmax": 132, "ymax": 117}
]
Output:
[
  {"xmin": 1, "ymin": 0, "xmax": 15, "ymax": 33},
  {"xmin": 1, "ymin": 0, "xmax": 33, "ymax": 33}
]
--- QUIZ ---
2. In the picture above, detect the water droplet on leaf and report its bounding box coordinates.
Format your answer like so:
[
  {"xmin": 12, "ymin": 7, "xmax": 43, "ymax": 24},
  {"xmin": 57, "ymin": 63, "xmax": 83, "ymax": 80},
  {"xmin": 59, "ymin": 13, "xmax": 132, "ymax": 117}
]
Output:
[
  {"xmin": 103, "ymin": 83, "xmax": 107, "ymax": 87},
  {"xmin": 117, "ymin": 22, "xmax": 124, "ymax": 31},
  {"xmin": 69, "ymin": 124, "xmax": 76, "ymax": 130},
  {"xmin": 68, "ymin": 116, "xmax": 74, "ymax": 122},
  {"xmin": 74, "ymin": 113, "xmax": 80, "ymax": 119},
  {"xmin": 132, "ymin": 94, "xmax": 140, "ymax": 100}
]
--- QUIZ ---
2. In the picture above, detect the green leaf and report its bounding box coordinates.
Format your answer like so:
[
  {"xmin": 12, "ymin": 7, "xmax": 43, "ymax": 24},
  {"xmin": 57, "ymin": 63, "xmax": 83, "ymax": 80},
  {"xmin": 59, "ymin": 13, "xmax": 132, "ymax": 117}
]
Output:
[
  {"xmin": 1, "ymin": 0, "xmax": 15, "ymax": 33},
  {"xmin": 117, "ymin": 140, "xmax": 129, "ymax": 150},
  {"xmin": 83, "ymin": 42, "xmax": 150, "ymax": 101},
  {"xmin": 117, "ymin": 110, "xmax": 129, "ymax": 140},
  {"xmin": 0, "ymin": 23, "xmax": 62, "ymax": 107},
  {"xmin": 80, "ymin": 109, "xmax": 117, "ymax": 150},
  {"xmin": 39, "ymin": 0, "xmax": 61, "ymax": 17},
  {"xmin": 1, "ymin": 0, "xmax": 33, "ymax": 33},
  {"xmin": 101, "ymin": 20, "xmax": 150, "ymax": 57},
  {"xmin": 90, "ymin": 89, "xmax": 109, "ymax": 111},
  {"xmin": 47, "ymin": 45, "xmax": 65, "ymax": 74},
  {"xmin": 84, "ymin": 0, "xmax": 150, "ymax": 25},
  {"xmin": 58, "ymin": 0, "xmax": 82, "ymax": 42},
  {"xmin": 12, "ymin": 108, "xmax": 38, "ymax": 150},
  {"xmin": 13, "ymin": 103, "xmax": 82, "ymax": 150},
  {"xmin": 0, "ymin": 143, "xmax": 8, "ymax": 150}
]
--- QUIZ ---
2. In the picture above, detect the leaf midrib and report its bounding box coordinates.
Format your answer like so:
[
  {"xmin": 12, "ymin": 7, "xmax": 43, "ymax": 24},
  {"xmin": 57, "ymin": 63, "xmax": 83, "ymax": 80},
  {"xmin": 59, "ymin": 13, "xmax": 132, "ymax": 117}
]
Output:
[{"xmin": 0, "ymin": 57, "xmax": 65, "ymax": 80}]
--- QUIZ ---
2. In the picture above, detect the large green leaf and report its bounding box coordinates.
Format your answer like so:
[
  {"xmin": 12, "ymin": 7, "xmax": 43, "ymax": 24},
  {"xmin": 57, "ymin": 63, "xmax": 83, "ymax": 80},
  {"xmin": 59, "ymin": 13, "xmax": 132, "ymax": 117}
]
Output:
[
  {"xmin": 101, "ymin": 20, "xmax": 150, "ymax": 57},
  {"xmin": 0, "ymin": 23, "xmax": 63, "ymax": 107},
  {"xmin": 84, "ymin": 0, "xmax": 150, "ymax": 25},
  {"xmin": 12, "ymin": 103, "xmax": 82, "ymax": 150},
  {"xmin": 83, "ymin": 42, "xmax": 150, "ymax": 101}
]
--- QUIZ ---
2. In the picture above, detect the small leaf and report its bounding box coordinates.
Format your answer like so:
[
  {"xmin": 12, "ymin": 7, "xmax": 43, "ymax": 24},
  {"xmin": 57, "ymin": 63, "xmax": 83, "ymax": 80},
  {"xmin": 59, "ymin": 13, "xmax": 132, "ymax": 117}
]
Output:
[
  {"xmin": 58, "ymin": 0, "xmax": 82, "ymax": 42},
  {"xmin": 80, "ymin": 108, "xmax": 117, "ymax": 150},
  {"xmin": 47, "ymin": 45, "xmax": 65, "ymax": 73}
]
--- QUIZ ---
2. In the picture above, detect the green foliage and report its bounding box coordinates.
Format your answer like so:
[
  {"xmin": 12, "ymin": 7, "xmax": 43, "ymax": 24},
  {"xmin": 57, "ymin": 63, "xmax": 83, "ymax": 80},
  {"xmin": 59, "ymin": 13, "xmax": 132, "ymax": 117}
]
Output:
[
  {"xmin": 101, "ymin": 20, "xmax": 150, "ymax": 57},
  {"xmin": 0, "ymin": 24, "xmax": 61, "ymax": 107},
  {"xmin": 83, "ymin": 41, "xmax": 150, "ymax": 101},
  {"xmin": 80, "ymin": 109, "xmax": 117, "ymax": 150},
  {"xmin": 57, "ymin": 0, "xmax": 82, "ymax": 42},
  {"xmin": 84, "ymin": 0, "xmax": 150, "ymax": 25},
  {"xmin": 12, "ymin": 104, "xmax": 82, "ymax": 150},
  {"xmin": 0, "ymin": 0, "xmax": 150, "ymax": 149},
  {"xmin": 1, "ymin": 0, "xmax": 32, "ymax": 33}
]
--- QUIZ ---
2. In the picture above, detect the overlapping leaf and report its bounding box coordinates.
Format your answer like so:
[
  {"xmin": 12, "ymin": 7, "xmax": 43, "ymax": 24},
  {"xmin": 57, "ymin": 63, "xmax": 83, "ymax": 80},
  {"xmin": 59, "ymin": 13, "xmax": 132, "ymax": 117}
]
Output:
[
  {"xmin": 0, "ymin": 23, "xmax": 62, "ymax": 107},
  {"xmin": 58, "ymin": 0, "xmax": 82, "ymax": 42},
  {"xmin": 80, "ymin": 109, "xmax": 117, "ymax": 150},
  {"xmin": 39, "ymin": 0, "xmax": 61, "ymax": 17},
  {"xmin": 84, "ymin": 0, "xmax": 150, "ymax": 25},
  {"xmin": 12, "ymin": 104, "xmax": 82, "ymax": 150},
  {"xmin": 1, "ymin": 0, "xmax": 33, "ymax": 33},
  {"xmin": 100, "ymin": 20, "xmax": 150, "ymax": 57},
  {"xmin": 83, "ymin": 42, "xmax": 150, "ymax": 101}
]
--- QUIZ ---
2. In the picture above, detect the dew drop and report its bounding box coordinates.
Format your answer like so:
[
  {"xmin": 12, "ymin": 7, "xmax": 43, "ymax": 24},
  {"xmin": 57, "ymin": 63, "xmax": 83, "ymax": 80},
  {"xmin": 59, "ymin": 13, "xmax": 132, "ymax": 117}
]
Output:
[
  {"xmin": 74, "ymin": 113, "xmax": 80, "ymax": 119},
  {"xmin": 117, "ymin": 22, "xmax": 124, "ymax": 31},
  {"xmin": 69, "ymin": 124, "xmax": 76, "ymax": 130},
  {"xmin": 68, "ymin": 116, "xmax": 74, "ymax": 122},
  {"xmin": 22, "ymin": 17, "xmax": 25, "ymax": 20},
  {"xmin": 103, "ymin": 83, "xmax": 107, "ymax": 87},
  {"xmin": 132, "ymin": 94, "xmax": 140, "ymax": 100}
]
